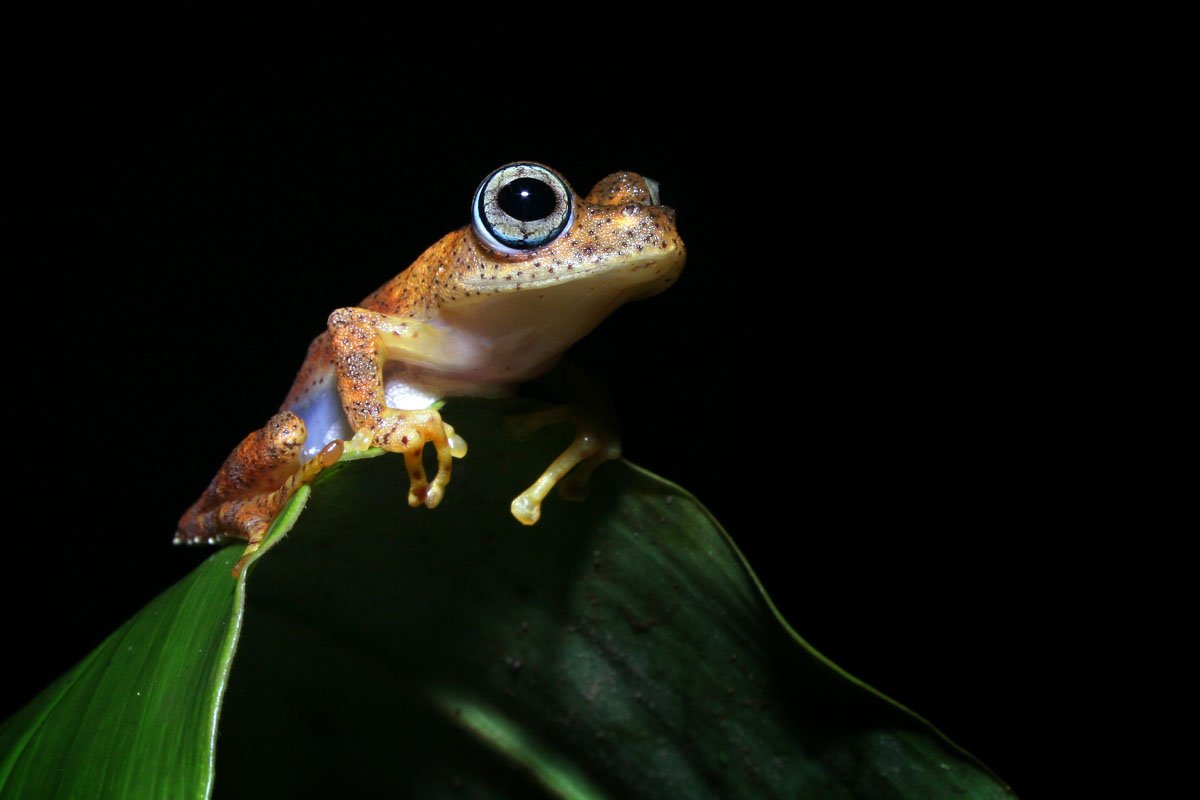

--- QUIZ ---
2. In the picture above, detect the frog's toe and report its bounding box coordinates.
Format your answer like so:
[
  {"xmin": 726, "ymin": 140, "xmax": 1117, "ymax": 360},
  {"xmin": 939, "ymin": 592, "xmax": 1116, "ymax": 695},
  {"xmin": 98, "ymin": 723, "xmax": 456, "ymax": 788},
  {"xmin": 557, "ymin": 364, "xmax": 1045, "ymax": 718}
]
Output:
[
  {"xmin": 401, "ymin": 447, "xmax": 439, "ymax": 508},
  {"xmin": 446, "ymin": 423, "xmax": 468, "ymax": 459},
  {"xmin": 511, "ymin": 493, "xmax": 542, "ymax": 526},
  {"xmin": 174, "ymin": 530, "xmax": 232, "ymax": 547},
  {"xmin": 404, "ymin": 460, "xmax": 430, "ymax": 507},
  {"xmin": 423, "ymin": 483, "xmax": 445, "ymax": 509},
  {"xmin": 231, "ymin": 522, "xmax": 271, "ymax": 579}
]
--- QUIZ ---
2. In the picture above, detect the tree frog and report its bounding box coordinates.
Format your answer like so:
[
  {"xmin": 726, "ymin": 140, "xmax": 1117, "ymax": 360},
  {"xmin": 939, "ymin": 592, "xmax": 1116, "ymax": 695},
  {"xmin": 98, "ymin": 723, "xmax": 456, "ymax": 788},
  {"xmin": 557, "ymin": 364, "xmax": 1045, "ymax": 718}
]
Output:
[{"xmin": 176, "ymin": 163, "xmax": 685, "ymax": 575}]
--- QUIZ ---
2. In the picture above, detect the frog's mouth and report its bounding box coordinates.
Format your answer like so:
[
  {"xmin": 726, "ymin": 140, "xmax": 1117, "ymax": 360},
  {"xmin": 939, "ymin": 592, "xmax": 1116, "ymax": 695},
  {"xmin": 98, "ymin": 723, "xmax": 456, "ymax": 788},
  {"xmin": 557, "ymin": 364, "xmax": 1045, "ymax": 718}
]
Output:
[
  {"xmin": 456, "ymin": 249, "xmax": 684, "ymax": 312},
  {"xmin": 463, "ymin": 249, "xmax": 683, "ymax": 296}
]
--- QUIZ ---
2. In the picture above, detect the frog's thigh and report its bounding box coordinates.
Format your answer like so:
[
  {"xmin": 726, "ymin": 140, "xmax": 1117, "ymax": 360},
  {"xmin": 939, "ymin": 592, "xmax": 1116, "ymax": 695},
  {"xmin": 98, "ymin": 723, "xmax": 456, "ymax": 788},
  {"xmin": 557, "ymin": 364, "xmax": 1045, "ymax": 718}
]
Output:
[
  {"xmin": 176, "ymin": 411, "xmax": 343, "ymax": 575},
  {"xmin": 509, "ymin": 406, "xmax": 622, "ymax": 525}
]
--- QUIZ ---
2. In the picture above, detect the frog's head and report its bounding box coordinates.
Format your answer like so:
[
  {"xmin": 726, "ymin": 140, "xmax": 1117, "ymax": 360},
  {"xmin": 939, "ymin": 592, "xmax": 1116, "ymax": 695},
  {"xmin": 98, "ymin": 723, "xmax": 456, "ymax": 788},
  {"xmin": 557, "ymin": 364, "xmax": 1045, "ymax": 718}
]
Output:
[
  {"xmin": 428, "ymin": 163, "xmax": 685, "ymax": 375},
  {"xmin": 456, "ymin": 162, "xmax": 685, "ymax": 298}
]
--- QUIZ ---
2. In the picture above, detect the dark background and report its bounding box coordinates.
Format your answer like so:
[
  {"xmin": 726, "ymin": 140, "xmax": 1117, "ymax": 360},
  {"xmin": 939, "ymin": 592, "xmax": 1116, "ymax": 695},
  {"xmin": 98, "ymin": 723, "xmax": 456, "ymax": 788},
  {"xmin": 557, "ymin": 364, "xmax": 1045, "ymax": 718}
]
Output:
[{"xmin": 8, "ymin": 27, "xmax": 1047, "ymax": 796}]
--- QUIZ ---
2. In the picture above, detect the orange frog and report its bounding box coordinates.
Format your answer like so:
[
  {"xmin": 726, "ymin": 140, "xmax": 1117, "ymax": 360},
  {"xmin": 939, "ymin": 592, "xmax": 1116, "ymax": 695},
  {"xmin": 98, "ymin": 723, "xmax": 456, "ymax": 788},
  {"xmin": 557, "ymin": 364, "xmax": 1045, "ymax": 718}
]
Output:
[{"xmin": 176, "ymin": 163, "xmax": 685, "ymax": 575}]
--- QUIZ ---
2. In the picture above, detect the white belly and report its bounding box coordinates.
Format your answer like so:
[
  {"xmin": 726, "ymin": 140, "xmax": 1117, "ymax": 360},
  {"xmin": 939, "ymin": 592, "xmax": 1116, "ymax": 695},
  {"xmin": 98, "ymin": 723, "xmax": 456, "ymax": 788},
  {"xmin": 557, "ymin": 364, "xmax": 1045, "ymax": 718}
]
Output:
[{"xmin": 287, "ymin": 364, "xmax": 506, "ymax": 462}]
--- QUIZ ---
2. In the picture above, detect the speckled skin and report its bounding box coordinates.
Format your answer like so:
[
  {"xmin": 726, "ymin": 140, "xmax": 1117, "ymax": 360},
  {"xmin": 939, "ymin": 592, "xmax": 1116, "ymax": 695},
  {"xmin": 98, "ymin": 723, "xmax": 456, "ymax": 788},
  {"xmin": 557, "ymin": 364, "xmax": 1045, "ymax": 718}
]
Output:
[{"xmin": 177, "ymin": 166, "xmax": 685, "ymax": 576}]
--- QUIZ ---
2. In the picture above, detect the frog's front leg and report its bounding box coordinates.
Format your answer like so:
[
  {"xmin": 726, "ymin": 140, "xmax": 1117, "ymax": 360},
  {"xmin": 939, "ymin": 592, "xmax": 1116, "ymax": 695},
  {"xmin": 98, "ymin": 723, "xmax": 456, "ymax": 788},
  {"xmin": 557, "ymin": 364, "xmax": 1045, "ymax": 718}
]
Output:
[{"xmin": 327, "ymin": 307, "xmax": 468, "ymax": 508}]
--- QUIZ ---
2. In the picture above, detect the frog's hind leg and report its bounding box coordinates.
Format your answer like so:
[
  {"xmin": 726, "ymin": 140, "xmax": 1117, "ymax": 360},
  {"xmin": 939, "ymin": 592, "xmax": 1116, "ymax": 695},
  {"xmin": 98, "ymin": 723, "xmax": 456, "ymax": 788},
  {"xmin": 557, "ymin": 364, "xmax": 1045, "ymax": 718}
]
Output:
[
  {"xmin": 507, "ymin": 406, "xmax": 622, "ymax": 525},
  {"xmin": 176, "ymin": 410, "xmax": 343, "ymax": 577}
]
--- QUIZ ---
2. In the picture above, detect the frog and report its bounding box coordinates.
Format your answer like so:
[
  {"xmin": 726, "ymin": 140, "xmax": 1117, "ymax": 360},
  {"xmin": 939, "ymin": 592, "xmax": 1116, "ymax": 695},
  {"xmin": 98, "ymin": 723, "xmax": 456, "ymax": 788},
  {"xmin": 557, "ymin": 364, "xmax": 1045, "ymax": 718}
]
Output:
[{"xmin": 176, "ymin": 162, "xmax": 685, "ymax": 576}]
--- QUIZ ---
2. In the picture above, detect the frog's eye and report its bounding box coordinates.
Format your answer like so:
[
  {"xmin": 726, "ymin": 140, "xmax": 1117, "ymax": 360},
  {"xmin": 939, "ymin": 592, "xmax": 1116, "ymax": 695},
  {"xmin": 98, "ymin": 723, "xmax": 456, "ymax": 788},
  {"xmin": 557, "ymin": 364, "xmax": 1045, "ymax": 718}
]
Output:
[{"xmin": 472, "ymin": 163, "xmax": 574, "ymax": 254}]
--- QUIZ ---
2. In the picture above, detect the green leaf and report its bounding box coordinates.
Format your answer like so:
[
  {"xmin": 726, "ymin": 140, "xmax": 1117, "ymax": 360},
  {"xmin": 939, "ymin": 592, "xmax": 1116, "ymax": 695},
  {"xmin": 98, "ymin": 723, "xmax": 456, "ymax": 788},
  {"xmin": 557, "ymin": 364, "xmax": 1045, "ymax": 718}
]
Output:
[
  {"xmin": 1, "ymin": 399, "xmax": 1013, "ymax": 799},
  {"xmin": 0, "ymin": 483, "xmax": 310, "ymax": 800}
]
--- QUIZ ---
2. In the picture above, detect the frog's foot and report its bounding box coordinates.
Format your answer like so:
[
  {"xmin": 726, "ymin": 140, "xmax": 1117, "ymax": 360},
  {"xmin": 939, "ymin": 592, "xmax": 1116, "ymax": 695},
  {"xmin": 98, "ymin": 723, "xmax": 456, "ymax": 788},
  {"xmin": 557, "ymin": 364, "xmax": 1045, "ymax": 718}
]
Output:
[
  {"xmin": 507, "ymin": 406, "xmax": 621, "ymax": 525},
  {"xmin": 347, "ymin": 408, "xmax": 468, "ymax": 509}
]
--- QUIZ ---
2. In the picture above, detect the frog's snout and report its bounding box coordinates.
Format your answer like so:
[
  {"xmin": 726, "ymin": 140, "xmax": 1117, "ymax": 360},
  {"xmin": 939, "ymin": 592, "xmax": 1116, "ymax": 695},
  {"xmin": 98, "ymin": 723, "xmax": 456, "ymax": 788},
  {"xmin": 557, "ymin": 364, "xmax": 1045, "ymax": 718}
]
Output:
[{"xmin": 585, "ymin": 171, "xmax": 672, "ymax": 211}]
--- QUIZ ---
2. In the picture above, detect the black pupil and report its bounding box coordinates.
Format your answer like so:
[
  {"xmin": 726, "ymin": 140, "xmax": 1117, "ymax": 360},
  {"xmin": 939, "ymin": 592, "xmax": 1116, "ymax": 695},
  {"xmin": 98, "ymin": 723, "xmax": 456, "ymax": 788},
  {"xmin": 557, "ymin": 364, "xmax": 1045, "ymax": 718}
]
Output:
[{"xmin": 497, "ymin": 177, "xmax": 557, "ymax": 222}]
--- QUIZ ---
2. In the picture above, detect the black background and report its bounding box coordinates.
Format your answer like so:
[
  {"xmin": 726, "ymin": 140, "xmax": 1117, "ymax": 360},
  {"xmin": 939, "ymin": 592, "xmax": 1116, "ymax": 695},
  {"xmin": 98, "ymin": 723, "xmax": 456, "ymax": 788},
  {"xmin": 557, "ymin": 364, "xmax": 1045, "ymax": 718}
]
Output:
[{"xmin": 7, "ymin": 25, "xmax": 1048, "ymax": 796}]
